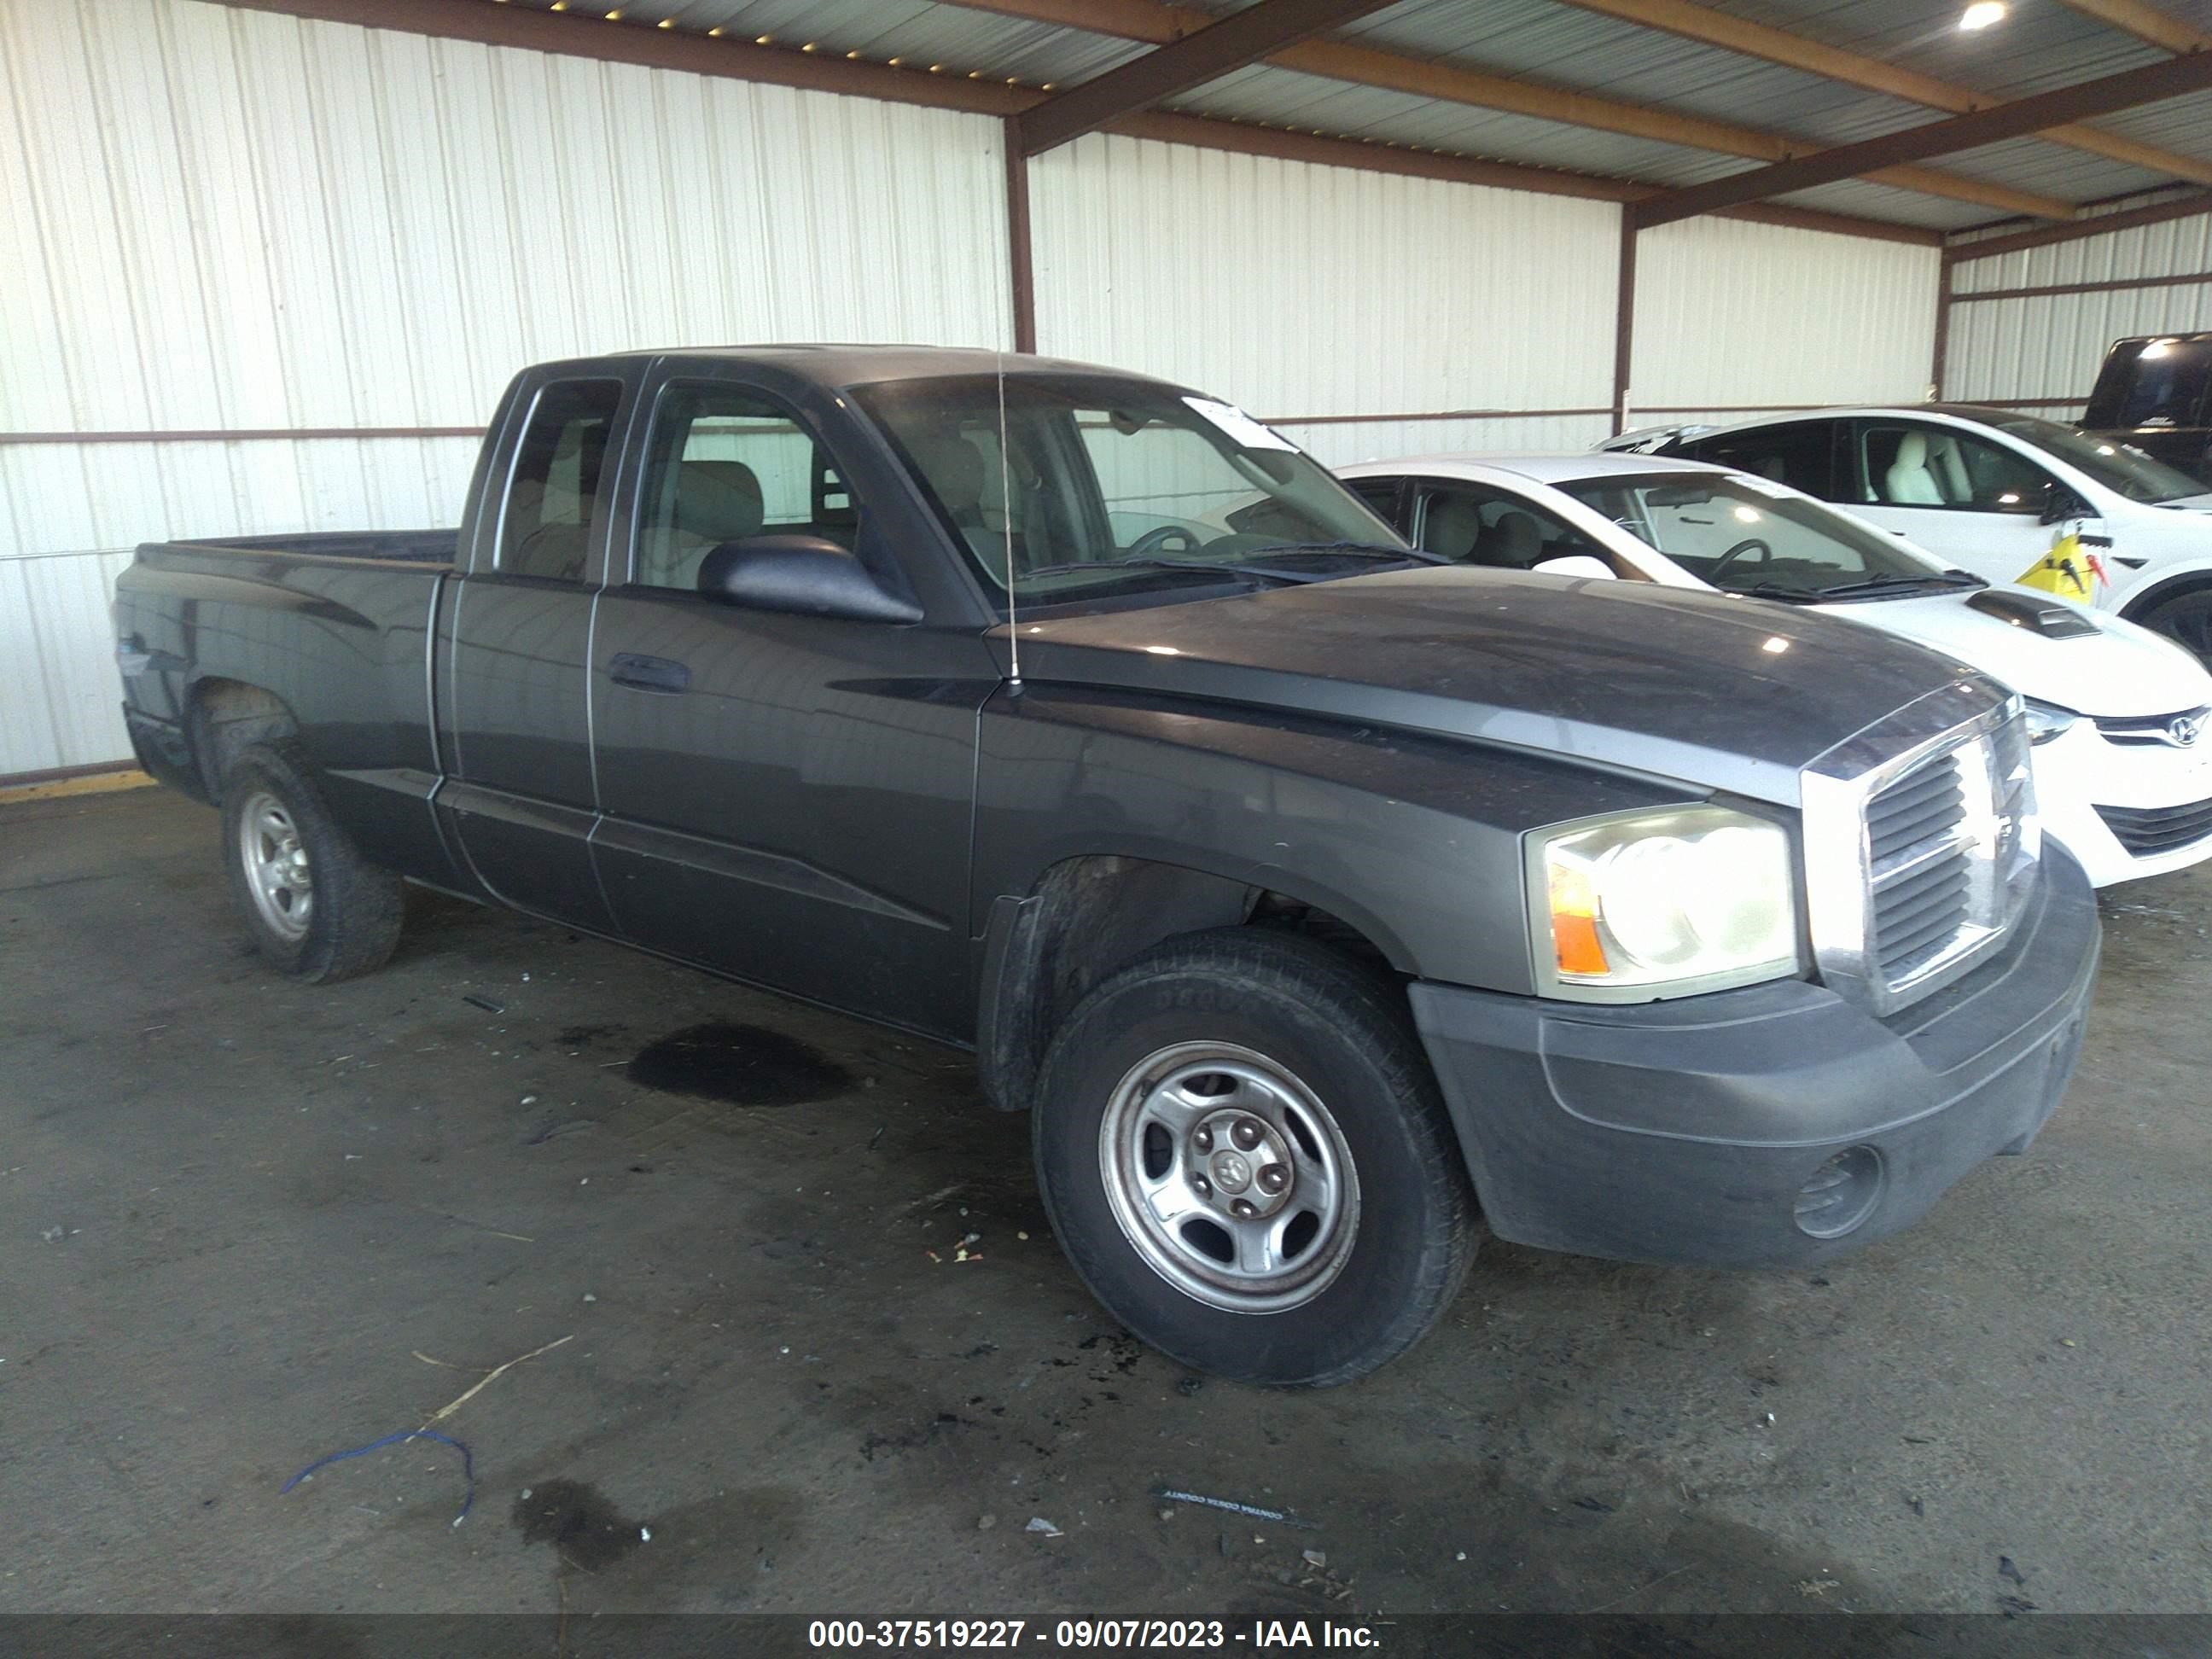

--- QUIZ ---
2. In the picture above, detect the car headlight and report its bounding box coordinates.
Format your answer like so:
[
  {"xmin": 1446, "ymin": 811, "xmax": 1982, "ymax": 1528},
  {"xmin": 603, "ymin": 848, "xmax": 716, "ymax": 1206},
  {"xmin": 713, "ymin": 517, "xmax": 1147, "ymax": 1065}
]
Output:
[
  {"xmin": 1531, "ymin": 806, "xmax": 1801, "ymax": 1001},
  {"xmin": 2023, "ymin": 698, "xmax": 2079, "ymax": 745}
]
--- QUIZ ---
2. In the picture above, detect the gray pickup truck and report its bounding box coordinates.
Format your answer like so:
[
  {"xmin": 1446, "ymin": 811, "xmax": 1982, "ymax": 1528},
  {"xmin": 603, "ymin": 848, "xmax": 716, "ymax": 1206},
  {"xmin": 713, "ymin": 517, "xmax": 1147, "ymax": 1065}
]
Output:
[{"xmin": 115, "ymin": 346, "xmax": 2099, "ymax": 1385}]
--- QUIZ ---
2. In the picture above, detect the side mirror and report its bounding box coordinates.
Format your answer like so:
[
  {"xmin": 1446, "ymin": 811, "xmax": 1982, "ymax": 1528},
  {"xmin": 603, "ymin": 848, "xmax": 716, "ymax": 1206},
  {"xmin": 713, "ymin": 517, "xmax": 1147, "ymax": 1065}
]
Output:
[
  {"xmin": 2037, "ymin": 483, "xmax": 2090, "ymax": 525},
  {"xmin": 698, "ymin": 534, "xmax": 923, "ymax": 624},
  {"xmin": 1531, "ymin": 554, "xmax": 1617, "ymax": 580}
]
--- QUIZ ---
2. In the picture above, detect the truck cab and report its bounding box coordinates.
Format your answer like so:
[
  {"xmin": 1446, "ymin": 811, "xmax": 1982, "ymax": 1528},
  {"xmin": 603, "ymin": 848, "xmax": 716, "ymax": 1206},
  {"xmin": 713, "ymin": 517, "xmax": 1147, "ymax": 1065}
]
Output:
[{"xmin": 2086, "ymin": 332, "xmax": 2212, "ymax": 488}]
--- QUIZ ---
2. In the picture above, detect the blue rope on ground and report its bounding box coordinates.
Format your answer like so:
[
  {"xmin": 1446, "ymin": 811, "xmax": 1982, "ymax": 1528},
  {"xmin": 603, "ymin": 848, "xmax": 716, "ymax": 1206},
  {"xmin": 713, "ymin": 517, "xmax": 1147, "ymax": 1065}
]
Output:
[{"xmin": 281, "ymin": 1428, "xmax": 475, "ymax": 1525}]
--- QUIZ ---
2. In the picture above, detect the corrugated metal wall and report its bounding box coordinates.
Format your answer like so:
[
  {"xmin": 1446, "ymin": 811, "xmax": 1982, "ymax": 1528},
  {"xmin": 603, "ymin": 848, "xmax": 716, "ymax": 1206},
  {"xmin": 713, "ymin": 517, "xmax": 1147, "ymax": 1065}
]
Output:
[
  {"xmin": 1629, "ymin": 218, "xmax": 1942, "ymax": 420},
  {"xmin": 1946, "ymin": 202, "xmax": 2212, "ymax": 418},
  {"xmin": 1026, "ymin": 133, "xmax": 1623, "ymax": 466},
  {"xmin": 0, "ymin": 0, "xmax": 1010, "ymax": 777}
]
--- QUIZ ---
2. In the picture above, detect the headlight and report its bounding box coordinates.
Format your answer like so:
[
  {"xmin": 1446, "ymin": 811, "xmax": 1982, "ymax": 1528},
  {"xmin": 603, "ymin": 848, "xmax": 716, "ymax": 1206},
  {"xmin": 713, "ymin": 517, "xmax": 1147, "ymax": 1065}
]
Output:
[
  {"xmin": 1532, "ymin": 806, "xmax": 1801, "ymax": 1000},
  {"xmin": 2023, "ymin": 698, "xmax": 2079, "ymax": 746}
]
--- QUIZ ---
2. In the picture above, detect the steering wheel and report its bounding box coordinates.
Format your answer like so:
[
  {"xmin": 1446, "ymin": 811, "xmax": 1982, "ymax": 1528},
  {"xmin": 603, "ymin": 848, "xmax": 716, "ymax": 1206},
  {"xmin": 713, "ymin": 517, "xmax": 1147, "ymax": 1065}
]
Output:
[
  {"xmin": 1708, "ymin": 537, "xmax": 1773, "ymax": 581},
  {"xmin": 1126, "ymin": 524, "xmax": 1206, "ymax": 559}
]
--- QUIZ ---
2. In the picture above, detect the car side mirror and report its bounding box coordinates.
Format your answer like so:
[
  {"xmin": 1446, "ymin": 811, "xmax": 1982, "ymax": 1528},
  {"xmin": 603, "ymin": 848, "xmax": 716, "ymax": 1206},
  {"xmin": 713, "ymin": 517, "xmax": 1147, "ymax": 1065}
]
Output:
[
  {"xmin": 2037, "ymin": 483, "xmax": 2090, "ymax": 525},
  {"xmin": 1531, "ymin": 554, "xmax": 1616, "ymax": 580},
  {"xmin": 697, "ymin": 534, "xmax": 923, "ymax": 624}
]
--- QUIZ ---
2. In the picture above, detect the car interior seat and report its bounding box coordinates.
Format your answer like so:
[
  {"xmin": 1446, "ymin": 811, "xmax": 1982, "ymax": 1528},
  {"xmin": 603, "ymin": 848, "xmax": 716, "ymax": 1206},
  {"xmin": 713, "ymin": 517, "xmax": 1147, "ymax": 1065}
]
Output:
[
  {"xmin": 656, "ymin": 460, "xmax": 765, "ymax": 589},
  {"xmin": 1884, "ymin": 431, "xmax": 1947, "ymax": 504},
  {"xmin": 1423, "ymin": 493, "xmax": 1485, "ymax": 562},
  {"xmin": 1474, "ymin": 509, "xmax": 1545, "ymax": 568}
]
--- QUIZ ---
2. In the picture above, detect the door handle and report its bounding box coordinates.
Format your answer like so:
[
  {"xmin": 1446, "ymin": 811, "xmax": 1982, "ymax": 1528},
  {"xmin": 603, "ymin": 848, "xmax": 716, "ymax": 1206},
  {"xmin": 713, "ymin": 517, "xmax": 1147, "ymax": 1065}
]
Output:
[{"xmin": 608, "ymin": 652, "xmax": 690, "ymax": 693}]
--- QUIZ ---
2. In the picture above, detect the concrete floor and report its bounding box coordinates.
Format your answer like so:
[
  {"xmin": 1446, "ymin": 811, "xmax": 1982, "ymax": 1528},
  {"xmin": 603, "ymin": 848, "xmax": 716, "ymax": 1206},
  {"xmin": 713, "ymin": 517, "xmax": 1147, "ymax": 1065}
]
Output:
[{"xmin": 6, "ymin": 784, "xmax": 2211, "ymax": 1619}]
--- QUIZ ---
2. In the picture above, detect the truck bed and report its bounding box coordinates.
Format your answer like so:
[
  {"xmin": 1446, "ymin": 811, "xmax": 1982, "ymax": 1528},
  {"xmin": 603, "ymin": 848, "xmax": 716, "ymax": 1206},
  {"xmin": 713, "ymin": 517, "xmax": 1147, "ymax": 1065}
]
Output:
[{"xmin": 163, "ymin": 529, "xmax": 457, "ymax": 565}]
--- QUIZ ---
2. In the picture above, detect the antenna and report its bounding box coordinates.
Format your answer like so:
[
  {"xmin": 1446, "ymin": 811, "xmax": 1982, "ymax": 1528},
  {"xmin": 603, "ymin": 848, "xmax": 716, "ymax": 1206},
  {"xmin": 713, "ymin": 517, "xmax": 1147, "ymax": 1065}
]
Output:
[{"xmin": 998, "ymin": 347, "xmax": 1021, "ymax": 684}]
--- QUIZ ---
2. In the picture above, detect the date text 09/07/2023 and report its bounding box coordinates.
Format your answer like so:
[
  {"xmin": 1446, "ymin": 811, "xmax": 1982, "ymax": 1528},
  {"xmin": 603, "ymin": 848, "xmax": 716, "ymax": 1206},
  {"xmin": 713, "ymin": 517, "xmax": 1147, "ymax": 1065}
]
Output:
[{"xmin": 806, "ymin": 1620, "xmax": 1382, "ymax": 1650}]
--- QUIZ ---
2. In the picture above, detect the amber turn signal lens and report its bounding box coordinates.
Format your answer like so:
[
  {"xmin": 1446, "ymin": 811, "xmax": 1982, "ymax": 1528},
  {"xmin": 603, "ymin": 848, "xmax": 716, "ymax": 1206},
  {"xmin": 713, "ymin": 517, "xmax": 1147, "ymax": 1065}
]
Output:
[{"xmin": 1548, "ymin": 863, "xmax": 1610, "ymax": 976}]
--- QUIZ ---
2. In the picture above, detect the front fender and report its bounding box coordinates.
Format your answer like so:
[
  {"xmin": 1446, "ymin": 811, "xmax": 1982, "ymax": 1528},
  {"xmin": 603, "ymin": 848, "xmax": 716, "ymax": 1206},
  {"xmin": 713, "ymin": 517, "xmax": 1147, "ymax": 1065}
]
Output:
[{"xmin": 969, "ymin": 683, "xmax": 1702, "ymax": 994}]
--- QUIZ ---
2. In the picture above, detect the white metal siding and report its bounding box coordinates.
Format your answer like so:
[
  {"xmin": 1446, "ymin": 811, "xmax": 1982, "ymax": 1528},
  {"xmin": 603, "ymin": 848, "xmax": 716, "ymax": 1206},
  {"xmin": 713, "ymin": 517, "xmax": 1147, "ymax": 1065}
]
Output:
[
  {"xmin": 1027, "ymin": 133, "xmax": 1622, "ymax": 430},
  {"xmin": 1281, "ymin": 413, "xmax": 1615, "ymax": 468},
  {"xmin": 1947, "ymin": 205, "xmax": 2212, "ymax": 416},
  {"xmin": 2, "ymin": 0, "xmax": 1010, "ymax": 774},
  {"xmin": 1630, "ymin": 218, "xmax": 1941, "ymax": 417}
]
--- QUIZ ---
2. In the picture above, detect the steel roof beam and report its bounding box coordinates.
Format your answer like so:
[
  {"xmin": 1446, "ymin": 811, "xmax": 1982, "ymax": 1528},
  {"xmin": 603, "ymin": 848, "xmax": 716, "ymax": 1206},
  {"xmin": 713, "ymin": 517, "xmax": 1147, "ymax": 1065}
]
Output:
[
  {"xmin": 1632, "ymin": 49, "xmax": 2212, "ymax": 229},
  {"xmin": 1014, "ymin": 0, "xmax": 1395, "ymax": 156},
  {"xmin": 1557, "ymin": 0, "xmax": 2212, "ymax": 189}
]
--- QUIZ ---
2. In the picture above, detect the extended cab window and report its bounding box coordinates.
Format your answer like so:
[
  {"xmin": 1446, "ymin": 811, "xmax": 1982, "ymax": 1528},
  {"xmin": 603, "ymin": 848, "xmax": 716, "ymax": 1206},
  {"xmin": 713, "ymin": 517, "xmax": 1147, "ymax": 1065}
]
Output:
[
  {"xmin": 1412, "ymin": 483, "xmax": 1623, "ymax": 573},
  {"xmin": 1857, "ymin": 423, "xmax": 2049, "ymax": 512},
  {"xmin": 1681, "ymin": 421, "xmax": 1836, "ymax": 496},
  {"xmin": 498, "ymin": 379, "xmax": 623, "ymax": 580},
  {"xmin": 631, "ymin": 386, "xmax": 859, "ymax": 591}
]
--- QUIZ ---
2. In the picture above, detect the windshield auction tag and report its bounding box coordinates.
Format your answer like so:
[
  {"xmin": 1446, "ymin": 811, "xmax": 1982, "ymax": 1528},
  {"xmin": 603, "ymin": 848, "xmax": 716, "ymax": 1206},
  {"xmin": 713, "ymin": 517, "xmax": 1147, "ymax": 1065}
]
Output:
[{"xmin": 1183, "ymin": 397, "xmax": 1297, "ymax": 451}]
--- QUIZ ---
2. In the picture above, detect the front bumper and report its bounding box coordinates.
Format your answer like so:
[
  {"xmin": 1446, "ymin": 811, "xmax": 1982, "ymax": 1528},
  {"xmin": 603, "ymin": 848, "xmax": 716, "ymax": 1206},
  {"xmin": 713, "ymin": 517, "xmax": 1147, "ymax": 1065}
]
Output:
[
  {"xmin": 1409, "ymin": 844, "xmax": 2100, "ymax": 1269},
  {"xmin": 2034, "ymin": 720, "xmax": 2212, "ymax": 886}
]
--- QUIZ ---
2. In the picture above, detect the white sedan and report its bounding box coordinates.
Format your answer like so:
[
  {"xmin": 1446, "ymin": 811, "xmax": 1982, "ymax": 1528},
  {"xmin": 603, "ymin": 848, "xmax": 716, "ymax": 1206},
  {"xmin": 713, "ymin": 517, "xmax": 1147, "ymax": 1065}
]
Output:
[{"xmin": 1337, "ymin": 451, "xmax": 2212, "ymax": 888}]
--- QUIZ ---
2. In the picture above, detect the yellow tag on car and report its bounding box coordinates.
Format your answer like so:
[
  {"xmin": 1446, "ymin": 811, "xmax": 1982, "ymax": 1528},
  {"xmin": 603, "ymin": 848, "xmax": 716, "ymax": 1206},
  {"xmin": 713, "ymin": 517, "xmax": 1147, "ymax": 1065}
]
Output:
[{"xmin": 2017, "ymin": 528, "xmax": 2098, "ymax": 597}]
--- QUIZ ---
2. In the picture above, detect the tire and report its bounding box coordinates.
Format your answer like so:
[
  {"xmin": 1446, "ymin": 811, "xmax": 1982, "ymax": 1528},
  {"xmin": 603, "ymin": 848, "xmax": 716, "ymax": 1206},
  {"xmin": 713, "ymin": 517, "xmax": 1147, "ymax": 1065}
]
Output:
[
  {"xmin": 1032, "ymin": 927, "xmax": 1477, "ymax": 1388},
  {"xmin": 220, "ymin": 739, "xmax": 404, "ymax": 983},
  {"xmin": 2133, "ymin": 587, "xmax": 2212, "ymax": 669}
]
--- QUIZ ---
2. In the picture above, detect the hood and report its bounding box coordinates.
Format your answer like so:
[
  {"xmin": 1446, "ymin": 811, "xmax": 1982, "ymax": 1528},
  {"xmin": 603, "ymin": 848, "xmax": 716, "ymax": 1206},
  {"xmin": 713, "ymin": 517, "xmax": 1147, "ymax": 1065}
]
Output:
[
  {"xmin": 1828, "ymin": 586, "xmax": 2212, "ymax": 718},
  {"xmin": 1007, "ymin": 568, "xmax": 2002, "ymax": 806}
]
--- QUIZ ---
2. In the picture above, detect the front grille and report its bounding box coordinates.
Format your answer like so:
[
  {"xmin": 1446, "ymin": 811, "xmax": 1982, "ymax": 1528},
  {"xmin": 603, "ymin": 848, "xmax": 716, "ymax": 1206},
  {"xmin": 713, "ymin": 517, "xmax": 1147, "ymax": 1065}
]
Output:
[
  {"xmin": 1803, "ymin": 691, "xmax": 2039, "ymax": 1016},
  {"xmin": 2092, "ymin": 707, "xmax": 2211, "ymax": 748},
  {"xmin": 1867, "ymin": 754, "xmax": 1973, "ymax": 982},
  {"xmin": 2096, "ymin": 796, "xmax": 2212, "ymax": 855}
]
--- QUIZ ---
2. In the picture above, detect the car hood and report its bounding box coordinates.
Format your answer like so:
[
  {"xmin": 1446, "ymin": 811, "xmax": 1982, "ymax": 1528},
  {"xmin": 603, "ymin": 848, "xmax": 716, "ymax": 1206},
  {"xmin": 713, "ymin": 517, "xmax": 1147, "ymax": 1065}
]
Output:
[
  {"xmin": 1007, "ymin": 568, "xmax": 2000, "ymax": 806},
  {"xmin": 1821, "ymin": 588, "xmax": 2212, "ymax": 718}
]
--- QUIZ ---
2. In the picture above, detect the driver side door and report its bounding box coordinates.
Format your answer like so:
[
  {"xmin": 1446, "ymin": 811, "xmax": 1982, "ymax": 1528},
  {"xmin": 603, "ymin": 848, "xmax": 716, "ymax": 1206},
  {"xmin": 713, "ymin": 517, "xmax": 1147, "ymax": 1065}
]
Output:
[{"xmin": 585, "ymin": 374, "xmax": 997, "ymax": 1038}]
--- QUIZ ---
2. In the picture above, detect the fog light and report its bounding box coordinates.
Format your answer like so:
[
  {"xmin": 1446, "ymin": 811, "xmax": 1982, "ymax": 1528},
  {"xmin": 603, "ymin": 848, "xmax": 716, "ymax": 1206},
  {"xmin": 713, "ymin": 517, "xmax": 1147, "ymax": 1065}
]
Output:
[{"xmin": 1794, "ymin": 1145, "xmax": 1885, "ymax": 1239}]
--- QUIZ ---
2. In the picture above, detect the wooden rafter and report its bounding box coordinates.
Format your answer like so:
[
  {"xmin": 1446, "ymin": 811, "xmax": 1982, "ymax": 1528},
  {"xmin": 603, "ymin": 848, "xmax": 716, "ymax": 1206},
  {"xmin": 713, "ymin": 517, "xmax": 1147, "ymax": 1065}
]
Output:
[
  {"xmin": 2052, "ymin": 0, "xmax": 2212, "ymax": 55},
  {"xmin": 940, "ymin": 0, "xmax": 2075, "ymax": 218},
  {"xmin": 1634, "ymin": 49, "xmax": 2212, "ymax": 228},
  {"xmin": 1556, "ymin": 0, "xmax": 2212, "ymax": 189},
  {"xmin": 1014, "ymin": 0, "xmax": 1395, "ymax": 156}
]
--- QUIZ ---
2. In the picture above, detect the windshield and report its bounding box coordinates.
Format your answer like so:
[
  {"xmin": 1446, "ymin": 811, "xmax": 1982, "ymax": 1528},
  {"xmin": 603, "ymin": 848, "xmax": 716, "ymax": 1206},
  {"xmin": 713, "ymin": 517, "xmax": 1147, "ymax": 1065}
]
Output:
[
  {"xmin": 1554, "ymin": 471, "xmax": 1960, "ymax": 600},
  {"xmin": 849, "ymin": 374, "xmax": 1409, "ymax": 608},
  {"xmin": 1953, "ymin": 409, "xmax": 2205, "ymax": 504}
]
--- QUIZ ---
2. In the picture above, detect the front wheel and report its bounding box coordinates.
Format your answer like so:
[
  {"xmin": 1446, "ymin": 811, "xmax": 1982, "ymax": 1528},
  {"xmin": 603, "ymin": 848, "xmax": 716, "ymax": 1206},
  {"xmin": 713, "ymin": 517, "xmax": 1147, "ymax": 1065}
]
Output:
[
  {"xmin": 221, "ymin": 740, "xmax": 404, "ymax": 982},
  {"xmin": 1032, "ymin": 928, "xmax": 1477, "ymax": 1387}
]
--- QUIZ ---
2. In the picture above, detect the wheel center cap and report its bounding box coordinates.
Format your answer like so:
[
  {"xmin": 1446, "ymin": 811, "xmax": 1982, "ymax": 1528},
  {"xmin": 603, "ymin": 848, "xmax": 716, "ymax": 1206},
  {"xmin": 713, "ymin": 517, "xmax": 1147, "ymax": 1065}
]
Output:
[{"xmin": 1209, "ymin": 1150, "xmax": 1253, "ymax": 1194}]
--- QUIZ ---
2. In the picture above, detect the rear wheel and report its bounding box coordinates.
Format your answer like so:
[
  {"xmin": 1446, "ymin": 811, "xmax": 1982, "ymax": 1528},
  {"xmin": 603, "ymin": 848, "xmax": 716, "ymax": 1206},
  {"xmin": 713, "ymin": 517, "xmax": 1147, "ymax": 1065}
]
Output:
[
  {"xmin": 2135, "ymin": 587, "xmax": 2212, "ymax": 668},
  {"xmin": 220, "ymin": 740, "xmax": 403, "ymax": 982},
  {"xmin": 1033, "ymin": 928, "xmax": 1477, "ymax": 1387}
]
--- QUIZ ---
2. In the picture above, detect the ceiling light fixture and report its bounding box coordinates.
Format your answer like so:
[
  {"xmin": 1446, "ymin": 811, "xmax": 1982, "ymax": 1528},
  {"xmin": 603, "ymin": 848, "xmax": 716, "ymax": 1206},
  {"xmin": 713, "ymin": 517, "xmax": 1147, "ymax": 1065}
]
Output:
[{"xmin": 1959, "ymin": 2, "xmax": 2006, "ymax": 30}]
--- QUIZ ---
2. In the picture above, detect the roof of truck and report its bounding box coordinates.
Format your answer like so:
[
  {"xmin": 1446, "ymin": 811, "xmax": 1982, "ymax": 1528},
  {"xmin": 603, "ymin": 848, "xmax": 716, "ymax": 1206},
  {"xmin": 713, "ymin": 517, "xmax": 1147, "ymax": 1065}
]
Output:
[{"xmin": 603, "ymin": 343, "xmax": 1181, "ymax": 390}]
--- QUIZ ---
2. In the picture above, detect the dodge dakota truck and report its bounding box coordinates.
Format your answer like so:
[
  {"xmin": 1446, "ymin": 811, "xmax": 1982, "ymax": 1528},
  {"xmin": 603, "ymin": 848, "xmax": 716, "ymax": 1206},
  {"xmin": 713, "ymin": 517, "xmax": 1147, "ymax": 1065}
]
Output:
[{"xmin": 115, "ymin": 346, "xmax": 2099, "ymax": 1387}]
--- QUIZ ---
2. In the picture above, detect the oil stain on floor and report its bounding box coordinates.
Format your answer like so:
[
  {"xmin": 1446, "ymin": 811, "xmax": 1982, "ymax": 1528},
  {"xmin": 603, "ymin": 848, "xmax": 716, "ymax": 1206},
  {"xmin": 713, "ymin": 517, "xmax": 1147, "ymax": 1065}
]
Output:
[
  {"xmin": 512, "ymin": 1479, "xmax": 648, "ymax": 1574},
  {"xmin": 626, "ymin": 1022, "xmax": 853, "ymax": 1106}
]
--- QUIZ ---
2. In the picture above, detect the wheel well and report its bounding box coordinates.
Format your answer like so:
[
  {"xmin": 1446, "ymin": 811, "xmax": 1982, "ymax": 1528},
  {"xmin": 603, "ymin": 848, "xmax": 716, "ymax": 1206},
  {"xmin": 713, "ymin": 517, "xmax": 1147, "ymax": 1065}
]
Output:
[
  {"xmin": 975, "ymin": 855, "xmax": 1396, "ymax": 1113},
  {"xmin": 188, "ymin": 680, "xmax": 299, "ymax": 802},
  {"xmin": 2120, "ymin": 571, "xmax": 2212, "ymax": 624}
]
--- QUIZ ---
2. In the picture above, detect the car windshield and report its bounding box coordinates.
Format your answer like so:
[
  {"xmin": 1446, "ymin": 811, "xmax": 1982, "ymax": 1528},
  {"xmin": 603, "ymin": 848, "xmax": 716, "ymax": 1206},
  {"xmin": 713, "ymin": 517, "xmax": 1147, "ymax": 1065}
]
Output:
[
  {"xmin": 1953, "ymin": 409, "xmax": 2205, "ymax": 504},
  {"xmin": 1553, "ymin": 471, "xmax": 1965, "ymax": 600},
  {"xmin": 849, "ymin": 374, "xmax": 1412, "ymax": 610}
]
